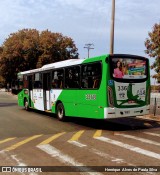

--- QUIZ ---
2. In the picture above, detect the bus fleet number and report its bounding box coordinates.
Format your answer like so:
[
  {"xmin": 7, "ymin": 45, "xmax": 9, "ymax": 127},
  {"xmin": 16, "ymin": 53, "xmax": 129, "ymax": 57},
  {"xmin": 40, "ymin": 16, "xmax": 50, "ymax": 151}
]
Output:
[
  {"xmin": 118, "ymin": 86, "xmax": 128, "ymax": 91},
  {"xmin": 86, "ymin": 94, "xmax": 96, "ymax": 100}
]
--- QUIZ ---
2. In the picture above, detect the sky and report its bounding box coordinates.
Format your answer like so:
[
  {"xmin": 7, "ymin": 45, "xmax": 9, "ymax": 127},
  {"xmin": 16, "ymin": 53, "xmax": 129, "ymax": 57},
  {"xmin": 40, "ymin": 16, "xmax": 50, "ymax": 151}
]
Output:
[{"xmin": 0, "ymin": 0, "xmax": 159, "ymax": 84}]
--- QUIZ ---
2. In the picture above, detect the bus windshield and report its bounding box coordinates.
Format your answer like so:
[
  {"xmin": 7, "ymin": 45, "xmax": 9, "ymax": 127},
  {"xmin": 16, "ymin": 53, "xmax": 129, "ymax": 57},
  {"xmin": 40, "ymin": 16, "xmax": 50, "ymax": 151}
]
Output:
[{"xmin": 111, "ymin": 57, "xmax": 147, "ymax": 80}]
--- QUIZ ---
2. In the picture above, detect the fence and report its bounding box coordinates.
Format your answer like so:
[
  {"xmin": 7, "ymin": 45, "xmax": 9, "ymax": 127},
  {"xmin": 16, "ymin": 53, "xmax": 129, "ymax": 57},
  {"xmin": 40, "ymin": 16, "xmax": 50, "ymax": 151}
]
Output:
[{"xmin": 150, "ymin": 93, "xmax": 160, "ymax": 116}]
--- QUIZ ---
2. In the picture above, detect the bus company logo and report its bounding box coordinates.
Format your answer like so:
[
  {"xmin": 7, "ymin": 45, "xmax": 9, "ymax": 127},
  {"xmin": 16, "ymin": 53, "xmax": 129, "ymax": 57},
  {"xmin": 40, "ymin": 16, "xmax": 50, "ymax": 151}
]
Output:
[{"xmin": 2, "ymin": 167, "xmax": 11, "ymax": 172}]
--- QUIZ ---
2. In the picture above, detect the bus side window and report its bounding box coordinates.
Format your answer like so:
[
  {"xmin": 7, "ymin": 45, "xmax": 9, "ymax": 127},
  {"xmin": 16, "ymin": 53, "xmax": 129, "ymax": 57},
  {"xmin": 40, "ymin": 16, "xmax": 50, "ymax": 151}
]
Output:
[
  {"xmin": 34, "ymin": 81, "xmax": 42, "ymax": 88},
  {"xmin": 23, "ymin": 75, "xmax": 28, "ymax": 88},
  {"xmin": 29, "ymin": 75, "xmax": 33, "ymax": 90},
  {"xmin": 92, "ymin": 63, "xmax": 102, "ymax": 89},
  {"xmin": 65, "ymin": 66, "xmax": 80, "ymax": 89},
  {"xmin": 33, "ymin": 73, "xmax": 42, "ymax": 89},
  {"xmin": 52, "ymin": 69, "xmax": 64, "ymax": 89},
  {"xmin": 81, "ymin": 62, "xmax": 102, "ymax": 89}
]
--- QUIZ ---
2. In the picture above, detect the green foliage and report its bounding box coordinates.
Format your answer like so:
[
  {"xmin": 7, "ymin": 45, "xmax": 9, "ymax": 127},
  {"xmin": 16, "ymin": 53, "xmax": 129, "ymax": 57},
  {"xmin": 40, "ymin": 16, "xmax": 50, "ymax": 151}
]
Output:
[
  {"xmin": 0, "ymin": 29, "xmax": 78, "ymax": 84},
  {"xmin": 145, "ymin": 23, "xmax": 160, "ymax": 82}
]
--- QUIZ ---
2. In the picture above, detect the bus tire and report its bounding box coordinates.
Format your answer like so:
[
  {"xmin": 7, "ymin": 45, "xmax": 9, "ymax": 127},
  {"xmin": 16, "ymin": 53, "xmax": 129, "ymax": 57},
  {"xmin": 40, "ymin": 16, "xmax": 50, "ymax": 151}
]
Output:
[
  {"xmin": 56, "ymin": 103, "xmax": 66, "ymax": 121},
  {"xmin": 24, "ymin": 99, "xmax": 29, "ymax": 111}
]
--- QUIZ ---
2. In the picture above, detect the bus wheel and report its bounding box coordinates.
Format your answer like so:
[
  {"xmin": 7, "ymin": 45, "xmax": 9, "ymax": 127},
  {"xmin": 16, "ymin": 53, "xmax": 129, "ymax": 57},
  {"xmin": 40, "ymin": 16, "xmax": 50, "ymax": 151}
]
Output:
[
  {"xmin": 24, "ymin": 99, "xmax": 29, "ymax": 111},
  {"xmin": 56, "ymin": 103, "xmax": 66, "ymax": 121}
]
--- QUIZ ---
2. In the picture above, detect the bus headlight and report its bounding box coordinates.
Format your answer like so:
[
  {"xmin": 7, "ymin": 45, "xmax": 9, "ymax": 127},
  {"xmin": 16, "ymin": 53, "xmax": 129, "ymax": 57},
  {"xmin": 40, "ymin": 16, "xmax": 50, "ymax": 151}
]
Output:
[{"xmin": 24, "ymin": 89, "xmax": 29, "ymax": 94}]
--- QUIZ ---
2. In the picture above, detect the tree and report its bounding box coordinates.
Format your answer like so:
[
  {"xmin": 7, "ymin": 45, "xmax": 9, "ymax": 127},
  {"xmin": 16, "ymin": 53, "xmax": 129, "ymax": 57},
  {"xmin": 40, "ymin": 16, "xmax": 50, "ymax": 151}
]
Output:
[
  {"xmin": 0, "ymin": 29, "xmax": 78, "ymax": 85},
  {"xmin": 37, "ymin": 30, "xmax": 78, "ymax": 68},
  {"xmin": 0, "ymin": 47, "xmax": 5, "ymax": 87},
  {"xmin": 0, "ymin": 29, "xmax": 40, "ymax": 85},
  {"xmin": 145, "ymin": 23, "xmax": 160, "ymax": 83}
]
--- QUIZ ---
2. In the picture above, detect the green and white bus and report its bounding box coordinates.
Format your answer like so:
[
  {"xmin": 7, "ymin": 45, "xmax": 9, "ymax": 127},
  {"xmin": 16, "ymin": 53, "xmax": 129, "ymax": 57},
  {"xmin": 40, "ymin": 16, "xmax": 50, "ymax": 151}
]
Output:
[{"xmin": 18, "ymin": 54, "xmax": 150, "ymax": 121}]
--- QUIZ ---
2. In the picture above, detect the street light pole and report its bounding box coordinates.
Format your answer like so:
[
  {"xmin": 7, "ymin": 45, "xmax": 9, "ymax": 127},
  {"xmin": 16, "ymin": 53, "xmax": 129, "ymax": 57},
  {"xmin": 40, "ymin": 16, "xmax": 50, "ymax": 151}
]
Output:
[
  {"xmin": 110, "ymin": 0, "xmax": 115, "ymax": 54},
  {"xmin": 84, "ymin": 43, "xmax": 94, "ymax": 58}
]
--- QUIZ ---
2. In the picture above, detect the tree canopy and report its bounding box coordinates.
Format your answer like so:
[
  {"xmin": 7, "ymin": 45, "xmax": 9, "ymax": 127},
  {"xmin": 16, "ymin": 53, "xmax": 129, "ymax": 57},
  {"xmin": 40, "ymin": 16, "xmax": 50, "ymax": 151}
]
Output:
[
  {"xmin": 145, "ymin": 23, "xmax": 160, "ymax": 82},
  {"xmin": 0, "ymin": 29, "xmax": 78, "ymax": 85}
]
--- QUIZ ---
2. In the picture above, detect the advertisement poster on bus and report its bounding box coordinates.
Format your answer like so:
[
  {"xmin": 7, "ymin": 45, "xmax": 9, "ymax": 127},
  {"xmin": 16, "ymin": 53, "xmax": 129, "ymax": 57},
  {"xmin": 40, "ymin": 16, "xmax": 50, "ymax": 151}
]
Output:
[{"xmin": 111, "ymin": 58, "xmax": 147, "ymax": 79}]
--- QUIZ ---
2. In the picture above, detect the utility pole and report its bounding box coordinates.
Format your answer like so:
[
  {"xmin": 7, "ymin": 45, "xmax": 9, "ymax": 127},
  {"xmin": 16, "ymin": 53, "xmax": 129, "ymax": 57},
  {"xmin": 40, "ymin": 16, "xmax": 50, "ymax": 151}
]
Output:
[
  {"xmin": 110, "ymin": 0, "xmax": 115, "ymax": 54},
  {"xmin": 84, "ymin": 43, "xmax": 94, "ymax": 58}
]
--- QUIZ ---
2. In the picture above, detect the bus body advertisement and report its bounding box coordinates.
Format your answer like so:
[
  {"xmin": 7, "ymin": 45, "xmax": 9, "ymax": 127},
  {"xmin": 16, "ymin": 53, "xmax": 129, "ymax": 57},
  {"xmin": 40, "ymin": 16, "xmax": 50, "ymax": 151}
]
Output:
[{"xmin": 17, "ymin": 54, "xmax": 150, "ymax": 120}]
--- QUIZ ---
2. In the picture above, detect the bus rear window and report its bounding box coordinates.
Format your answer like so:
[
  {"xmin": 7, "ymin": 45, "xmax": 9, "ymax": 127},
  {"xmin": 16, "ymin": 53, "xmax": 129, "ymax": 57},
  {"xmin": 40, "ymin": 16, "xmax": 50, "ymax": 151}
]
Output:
[{"xmin": 111, "ymin": 57, "xmax": 147, "ymax": 80}]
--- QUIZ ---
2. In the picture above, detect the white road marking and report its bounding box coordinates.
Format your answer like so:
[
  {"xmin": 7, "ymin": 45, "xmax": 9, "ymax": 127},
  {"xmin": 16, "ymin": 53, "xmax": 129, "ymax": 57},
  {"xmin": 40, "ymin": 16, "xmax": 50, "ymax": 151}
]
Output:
[
  {"xmin": 115, "ymin": 133, "xmax": 160, "ymax": 146},
  {"xmin": 0, "ymin": 152, "xmax": 38, "ymax": 175},
  {"xmin": 37, "ymin": 144, "xmax": 103, "ymax": 175},
  {"xmin": 68, "ymin": 141, "xmax": 152, "ymax": 175},
  {"xmin": 91, "ymin": 148, "xmax": 127, "ymax": 164},
  {"xmin": 68, "ymin": 140, "xmax": 125, "ymax": 164},
  {"xmin": 11, "ymin": 155, "xmax": 26, "ymax": 166},
  {"xmin": 68, "ymin": 140, "xmax": 87, "ymax": 147},
  {"xmin": 143, "ymin": 132, "xmax": 160, "ymax": 137},
  {"xmin": 11, "ymin": 155, "xmax": 38, "ymax": 175},
  {"xmin": 95, "ymin": 136, "xmax": 160, "ymax": 160},
  {"xmin": 68, "ymin": 140, "xmax": 130, "ymax": 164}
]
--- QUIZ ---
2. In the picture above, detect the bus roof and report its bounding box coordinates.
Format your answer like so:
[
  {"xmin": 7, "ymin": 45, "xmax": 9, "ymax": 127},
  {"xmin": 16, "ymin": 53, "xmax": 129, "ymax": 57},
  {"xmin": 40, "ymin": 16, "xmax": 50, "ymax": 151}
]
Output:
[
  {"xmin": 18, "ymin": 54, "xmax": 148, "ymax": 75},
  {"xmin": 19, "ymin": 54, "xmax": 108, "ymax": 75}
]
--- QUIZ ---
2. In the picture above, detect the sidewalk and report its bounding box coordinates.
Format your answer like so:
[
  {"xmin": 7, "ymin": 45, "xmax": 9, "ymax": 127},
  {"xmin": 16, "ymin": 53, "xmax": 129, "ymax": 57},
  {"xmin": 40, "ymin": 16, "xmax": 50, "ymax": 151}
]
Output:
[
  {"xmin": 138, "ymin": 114, "xmax": 160, "ymax": 122},
  {"xmin": 0, "ymin": 90, "xmax": 18, "ymax": 99},
  {"xmin": 8, "ymin": 92, "xmax": 18, "ymax": 98},
  {"xmin": 0, "ymin": 88, "xmax": 6, "ymax": 92}
]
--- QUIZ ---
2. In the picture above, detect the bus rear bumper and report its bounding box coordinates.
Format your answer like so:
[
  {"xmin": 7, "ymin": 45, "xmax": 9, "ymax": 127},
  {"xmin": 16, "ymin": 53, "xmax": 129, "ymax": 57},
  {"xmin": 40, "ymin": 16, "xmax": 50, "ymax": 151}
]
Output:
[{"xmin": 104, "ymin": 105, "xmax": 150, "ymax": 119}]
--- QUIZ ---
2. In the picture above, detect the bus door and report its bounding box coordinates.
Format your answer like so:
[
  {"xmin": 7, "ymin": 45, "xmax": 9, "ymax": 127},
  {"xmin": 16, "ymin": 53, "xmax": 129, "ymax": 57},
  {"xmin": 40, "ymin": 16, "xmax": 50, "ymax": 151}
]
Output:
[
  {"xmin": 28, "ymin": 75, "xmax": 33, "ymax": 107},
  {"xmin": 43, "ymin": 72, "xmax": 51, "ymax": 110},
  {"xmin": 32, "ymin": 73, "xmax": 44, "ymax": 110}
]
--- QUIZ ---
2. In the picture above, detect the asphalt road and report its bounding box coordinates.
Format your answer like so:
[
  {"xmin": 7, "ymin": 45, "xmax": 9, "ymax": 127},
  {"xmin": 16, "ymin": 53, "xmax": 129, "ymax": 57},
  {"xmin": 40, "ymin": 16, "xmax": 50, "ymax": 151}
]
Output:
[{"xmin": 0, "ymin": 91, "xmax": 160, "ymax": 175}]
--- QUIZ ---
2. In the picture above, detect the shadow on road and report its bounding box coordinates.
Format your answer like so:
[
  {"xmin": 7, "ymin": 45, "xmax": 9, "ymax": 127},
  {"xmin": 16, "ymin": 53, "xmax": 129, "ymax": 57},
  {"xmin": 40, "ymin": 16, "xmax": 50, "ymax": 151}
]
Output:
[
  {"xmin": 0, "ymin": 103, "xmax": 17, "ymax": 107},
  {"xmin": 25, "ymin": 108, "xmax": 160, "ymax": 131},
  {"xmin": 68, "ymin": 117, "xmax": 160, "ymax": 131}
]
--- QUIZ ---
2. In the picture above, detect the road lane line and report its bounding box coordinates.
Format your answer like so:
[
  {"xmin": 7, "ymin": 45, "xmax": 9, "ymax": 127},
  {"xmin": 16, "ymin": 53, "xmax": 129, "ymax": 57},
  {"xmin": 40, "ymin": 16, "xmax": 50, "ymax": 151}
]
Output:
[
  {"xmin": 67, "ymin": 141, "xmax": 151, "ymax": 175},
  {"xmin": 91, "ymin": 148, "xmax": 156, "ymax": 175},
  {"xmin": 11, "ymin": 155, "xmax": 38, "ymax": 175},
  {"xmin": 4, "ymin": 135, "xmax": 42, "ymax": 151},
  {"xmin": 37, "ymin": 144, "xmax": 102, "ymax": 175},
  {"xmin": 93, "ymin": 130, "xmax": 102, "ymax": 138},
  {"xmin": 68, "ymin": 140, "xmax": 87, "ymax": 147},
  {"xmin": 68, "ymin": 140, "xmax": 132, "ymax": 165},
  {"xmin": 11, "ymin": 154, "xmax": 27, "ymax": 166},
  {"xmin": 91, "ymin": 148, "xmax": 143, "ymax": 168},
  {"xmin": 68, "ymin": 140, "xmax": 129, "ymax": 164},
  {"xmin": 0, "ymin": 137, "xmax": 16, "ymax": 144},
  {"xmin": 115, "ymin": 133, "xmax": 160, "ymax": 146},
  {"xmin": 69, "ymin": 130, "xmax": 85, "ymax": 141},
  {"xmin": 143, "ymin": 132, "xmax": 160, "ymax": 137},
  {"xmin": 0, "ymin": 150, "xmax": 38, "ymax": 175},
  {"xmin": 95, "ymin": 136, "xmax": 160, "ymax": 160},
  {"xmin": 39, "ymin": 132, "xmax": 66, "ymax": 145}
]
